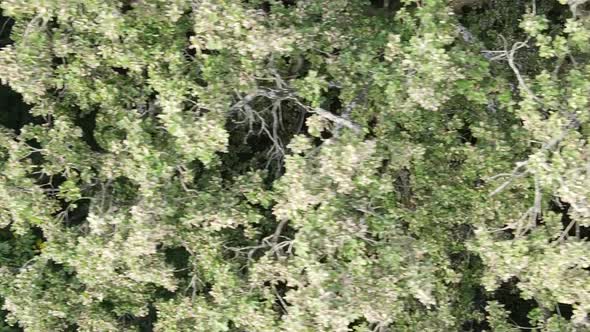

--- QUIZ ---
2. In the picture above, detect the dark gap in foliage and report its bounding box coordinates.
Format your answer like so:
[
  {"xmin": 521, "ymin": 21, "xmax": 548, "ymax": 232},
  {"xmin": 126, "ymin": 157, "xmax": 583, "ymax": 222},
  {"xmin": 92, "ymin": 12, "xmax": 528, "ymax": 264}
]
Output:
[
  {"xmin": 0, "ymin": 14, "xmax": 14, "ymax": 47},
  {"xmin": 63, "ymin": 324, "xmax": 79, "ymax": 332},
  {"xmin": 136, "ymin": 303, "xmax": 157, "ymax": 332},
  {"xmin": 119, "ymin": 313, "xmax": 138, "ymax": 330},
  {"xmin": 95, "ymin": 124, "xmax": 127, "ymax": 150},
  {"xmin": 184, "ymin": 44, "xmax": 197, "ymax": 61},
  {"xmin": 492, "ymin": 279, "xmax": 537, "ymax": 329},
  {"xmin": 253, "ymin": 0, "xmax": 299, "ymax": 13},
  {"xmin": 394, "ymin": 121, "xmax": 411, "ymax": 136},
  {"xmin": 136, "ymin": 91, "xmax": 160, "ymax": 118},
  {"xmin": 325, "ymin": 86, "xmax": 342, "ymax": 115},
  {"xmin": 227, "ymin": 320, "xmax": 258, "ymax": 332},
  {"xmin": 549, "ymin": 197, "xmax": 568, "ymax": 212},
  {"xmin": 276, "ymin": 54, "xmax": 311, "ymax": 79},
  {"xmin": 577, "ymin": 224, "xmax": 590, "ymax": 241},
  {"xmin": 502, "ymin": 229, "xmax": 516, "ymax": 240},
  {"xmin": 319, "ymin": 128, "xmax": 333, "ymax": 140},
  {"xmin": 183, "ymin": 159, "xmax": 205, "ymax": 186},
  {"xmin": 284, "ymin": 54, "xmax": 304, "ymax": 79},
  {"xmin": 377, "ymin": 158, "xmax": 390, "ymax": 176},
  {"xmin": 46, "ymin": 87, "xmax": 67, "ymax": 103},
  {"xmin": 461, "ymin": 288, "xmax": 490, "ymax": 332},
  {"xmin": 293, "ymin": 104, "xmax": 310, "ymax": 136},
  {"xmin": 222, "ymin": 213, "xmax": 295, "ymax": 263},
  {"xmin": 73, "ymin": 109, "xmax": 105, "ymax": 153},
  {"xmin": 0, "ymin": 85, "xmax": 33, "ymax": 134},
  {"xmin": 203, "ymin": 281, "xmax": 215, "ymax": 296},
  {"xmin": 51, "ymin": 57, "xmax": 65, "ymax": 70},
  {"xmin": 46, "ymin": 17, "xmax": 60, "ymax": 31},
  {"xmin": 455, "ymin": 3, "xmax": 481, "ymax": 15},
  {"xmin": 223, "ymin": 98, "xmax": 308, "ymax": 177},
  {"xmin": 255, "ymin": 0, "xmax": 298, "ymax": 12},
  {"xmin": 220, "ymin": 225, "xmax": 263, "ymax": 261},
  {"xmin": 543, "ymin": 1, "xmax": 571, "ymax": 30},
  {"xmin": 112, "ymin": 66, "xmax": 129, "ymax": 76},
  {"xmin": 183, "ymin": 29, "xmax": 197, "ymax": 61},
  {"xmin": 329, "ymin": 48, "xmax": 342, "ymax": 57},
  {"xmin": 195, "ymin": 75, "xmax": 208, "ymax": 88},
  {"xmin": 0, "ymin": 228, "xmax": 14, "ymax": 243},
  {"xmin": 449, "ymin": 157, "xmax": 465, "ymax": 169},
  {"xmin": 456, "ymin": 0, "xmax": 528, "ymax": 51},
  {"xmin": 296, "ymin": 55, "xmax": 312, "ymax": 79},
  {"xmin": 111, "ymin": 176, "xmax": 140, "ymax": 206},
  {"xmin": 548, "ymin": 6, "xmax": 571, "ymax": 24},
  {"xmin": 0, "ymin": 304, "xmax": 22, "ymax": 332},
  {"xmin": 258, "ymin": 1, "xmax": 272, "ymax": 13},
  {"xmin": 394, "ymin": 167, "xmax": 415, "ymax": 210},
  {"xmin": 473, "ymin": 177, "xmax": 486, "ymax": 189},
  {"xmin": 39, "ymin": 173, "xmax": 67, "ymax": 195},
  {"xmin": 369, "ymin": 0, "xmax": 391, "ymax": 9},
  {"xmin": 270, "ymin": 280, "xmax": 291, "ymax": 317},
  {"xmin": 31, "ymin": 226, "xmax": 46, "ymax": 245},
  {"xmin": 458, "ymin": 125, "xmax": 478, "ymax": 145},
  {"xmin": 309, "ymin": 86, "xmax": 343, "ymax": 141},
  {"xmin": 201, "ymin": 48, "xmax": 221, "ymax": 56},
  {"xmin": 456, "ymin": 253, "xmax": 490, "ymax": 332},
  {"xmin": 222, "ymin": 121, "xmax": 274, "ymax": 176},
  {"xmin": 348, "ymin": 317, "xmax": 370, "ymax": 331},
  {"xmin": 164, "ymin": 246, "xmax": 191, "ymax": 282},
  {"xmin": 120, "ymin": 0, "xmax": 137, "ymax": 14},
  {"xmin": 153, "ymin": 286, "xmax": 176, "ymax": 303},
  {"xmin": 556, "ymin": 302, "xmax": 574, "ymax": 320},
  {"xmin": 245, "ymin": 130, "xmax": 276, "ymax": 154},
  {"xmin": 282, "ymin": 0, "xmax": 297, "ymax": 7},
  {"xmin": 549, "ymin": 199, "xmax": 590, "ymax": 241},
  {"xmin": 99, "ymin": 300, "xmax": 116, "ymax": 316},
  {"xmin": 367, "ymin": 0, "xmax": 402, "ymax": 16},
  {"xmin": 46, "ymin": 259, "xmax": 77, "ymax": 281},
  {"xmin": 61, "ymin": 200, "xmax": 90, "ymax": 227}
]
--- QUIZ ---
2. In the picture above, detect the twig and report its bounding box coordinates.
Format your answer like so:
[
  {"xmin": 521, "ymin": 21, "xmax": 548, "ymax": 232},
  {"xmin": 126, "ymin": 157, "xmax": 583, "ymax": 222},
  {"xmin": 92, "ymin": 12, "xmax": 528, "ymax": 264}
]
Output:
[
  {"xmin": 286, "ymin": 96, "xmax": 362, "ymax": 133},
  {"xmin": 271, "ymin": 219, "xmax": 288, "ymax": 245},
  {"xmin": 500, "ymin": 36, "xmax": 542, "ymax": 103},
  {"xmin": 224, "ymin": 219, "xmax": 292, "ymax": 261},
  {"xmin": 273, "ymin": 284, "xmax": 289, "ymax": 314},
  {"xmin": 556, "ymin": 218, "xmax": 576, "ymax": 244},
  {"xmin": 489, "ymin": 161, "xmax": 529, "ymax": 196}
]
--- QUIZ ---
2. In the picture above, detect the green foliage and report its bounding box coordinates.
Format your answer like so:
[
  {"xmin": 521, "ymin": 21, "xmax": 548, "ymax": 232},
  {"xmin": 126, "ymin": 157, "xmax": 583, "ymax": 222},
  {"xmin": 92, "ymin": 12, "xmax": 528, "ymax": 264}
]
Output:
[{"xmin": 0, "ymin": 0, "xmax": 589, "ymax": 331}]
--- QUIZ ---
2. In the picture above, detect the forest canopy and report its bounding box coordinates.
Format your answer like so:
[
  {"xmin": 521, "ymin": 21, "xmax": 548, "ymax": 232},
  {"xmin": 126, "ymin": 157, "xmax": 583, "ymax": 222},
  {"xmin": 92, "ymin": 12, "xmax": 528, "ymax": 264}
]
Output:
[{"xmin": 0, "ymin": 0, "xmax": 589, "ymax": 331}]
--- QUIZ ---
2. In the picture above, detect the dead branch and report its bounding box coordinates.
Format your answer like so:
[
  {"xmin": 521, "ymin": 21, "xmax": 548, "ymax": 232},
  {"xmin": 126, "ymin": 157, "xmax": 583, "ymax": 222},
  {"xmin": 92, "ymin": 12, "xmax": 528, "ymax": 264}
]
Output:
[
  {"xmin": 223, "ymin": 218, "xmax": 293, "ymax": 262},
  {"xmin": 230, "ymin": 86, "xmax": 362, "ymax": 134},
  {"xmin": 489, "ymin": 161, "xmax": 529, "ymax": 197}
]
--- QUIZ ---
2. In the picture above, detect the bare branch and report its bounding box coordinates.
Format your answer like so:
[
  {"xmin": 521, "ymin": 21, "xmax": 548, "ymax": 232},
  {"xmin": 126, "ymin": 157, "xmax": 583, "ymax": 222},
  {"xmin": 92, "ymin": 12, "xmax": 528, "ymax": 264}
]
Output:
[
  {"xmin": 531, "ymin": 176, "xmax": 542, "ymax": 228},
  {"xmin": 229, "ymin": 86, "xmax": 362, "ymax": 134},
  {"xmin": 223, "ymin": 218, "xmax": 293, "ymax": 262},
  {"xmin": 556, "ymin": 218, "xmax": 576, "ymax": 244},
  {"xmin": 489, "ymin": 161, "xmax": 529, "ymax": 197}
]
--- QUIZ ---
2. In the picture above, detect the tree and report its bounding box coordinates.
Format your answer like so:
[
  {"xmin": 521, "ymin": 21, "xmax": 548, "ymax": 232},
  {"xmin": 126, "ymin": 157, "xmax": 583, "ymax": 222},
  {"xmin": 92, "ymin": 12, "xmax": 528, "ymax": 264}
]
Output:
[{"xmin": 0, "ymin": 0, "xmax": 588, "ymax": 331}]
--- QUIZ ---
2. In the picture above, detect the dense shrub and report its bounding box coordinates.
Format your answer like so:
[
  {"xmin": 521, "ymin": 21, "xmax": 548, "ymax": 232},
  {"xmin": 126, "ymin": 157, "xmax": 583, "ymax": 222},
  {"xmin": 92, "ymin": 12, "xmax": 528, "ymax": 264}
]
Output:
[{"xmin": 0, "ymin": 0, "xmax": 589, "ymax": 331}]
